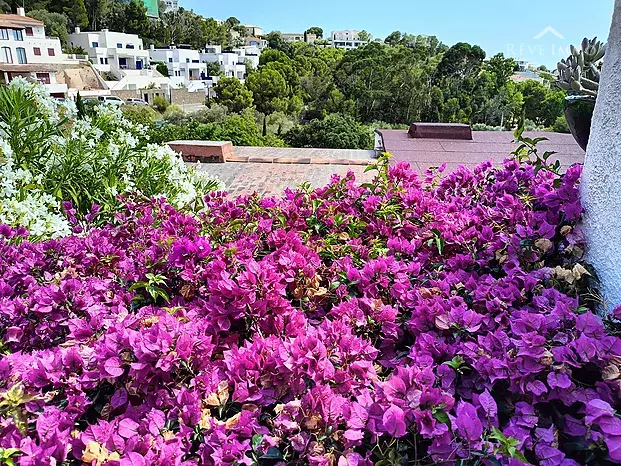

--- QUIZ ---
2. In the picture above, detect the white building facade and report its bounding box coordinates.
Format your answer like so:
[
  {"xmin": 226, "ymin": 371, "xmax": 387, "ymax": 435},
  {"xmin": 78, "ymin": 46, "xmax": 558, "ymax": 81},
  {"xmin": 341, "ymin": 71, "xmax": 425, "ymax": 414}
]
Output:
[
  {"xmin": 149, "ymin": 45, "xmax": 208, "ymax": 80},
  {"xmin": 0, "ymin": 9, "xmax": 89, "ymax": 96},
  {"xmin": 201, "ymin": 45, "xmax": 260, "ymax": 81},
  {"xmin": 68, "ymin": 28, "xmax": 150, "ymax": 74},
  {"xmin": 331, "ymin": 30, "xmax": 367, "ymax": 49},
  {"xmin": 163, "ymin": 0, "xmax": 179, "ymax": 11}
]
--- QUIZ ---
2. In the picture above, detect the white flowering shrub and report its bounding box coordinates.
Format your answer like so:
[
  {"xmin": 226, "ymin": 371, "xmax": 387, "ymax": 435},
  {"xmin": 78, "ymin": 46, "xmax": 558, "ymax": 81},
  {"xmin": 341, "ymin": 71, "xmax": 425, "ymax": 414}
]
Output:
[
  {"xmin": 0, "ymin": 79, "xmax": 223, "ymax": 239},
  {"xmin": 0, "ymin": 140, "xmax": 71, "ymax": 239}
]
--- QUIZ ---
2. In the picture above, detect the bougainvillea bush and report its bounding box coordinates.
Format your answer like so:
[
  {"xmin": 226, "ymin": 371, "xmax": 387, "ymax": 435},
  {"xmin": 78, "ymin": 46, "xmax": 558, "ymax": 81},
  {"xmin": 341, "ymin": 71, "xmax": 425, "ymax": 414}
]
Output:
[{"xmin": 1, "ymin": 157, "xmax": 621, "ymax": 466}]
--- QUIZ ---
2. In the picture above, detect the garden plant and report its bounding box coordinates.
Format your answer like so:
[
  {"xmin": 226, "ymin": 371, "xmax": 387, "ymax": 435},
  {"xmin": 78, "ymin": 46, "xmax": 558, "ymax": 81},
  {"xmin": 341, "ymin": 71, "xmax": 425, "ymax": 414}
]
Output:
[
  {"xmin": 0, "ymin": 80, "xmax": 223, "ymax": 240},
  {"xmin": 2, "ymin": 120, "xmax": 621, "ymax": 464}
]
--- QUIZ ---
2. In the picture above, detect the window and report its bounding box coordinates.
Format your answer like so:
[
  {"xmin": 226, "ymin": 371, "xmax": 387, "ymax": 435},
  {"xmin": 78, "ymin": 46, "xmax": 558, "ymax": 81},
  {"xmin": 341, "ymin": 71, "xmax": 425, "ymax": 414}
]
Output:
[
  {"xmin": 126, "ymin": 44, "xmax": 134, "ymax": 49},
  {"xmin": 99, "ymin": 57, "xmax": 104, "ymax": 64},
  {"xmin": 92, "ymin": 41, "xmax": 99, "ymax": 47},
  {"xmin": 33, "ymin": 47, "xmax": 41, "ymax": 56},
  {"xmin": 117, "ymin": 43, "xmax": 122, "ymax": 48},
  {"xmin": 186, "ymin": 58, "xmax": 190, "ymax": 63},
  {"xmin": 1, "ymin": 47, "xmax": 12, "ymax": 63},
  {"xmin": 0, "ymin": 29, "xmax": 8, "ymax": 40},
  {"xmin": 168, "ymin": 58, "xmax": 172, "ymax": 63},
  {"xmin": 25, "ymin": 27, "xmax": 33, "ymax": 36},
  {"xmin": 36, "ymin": 73, "xmax": 50, "ymax": 84},
  {"xmin": 47, "ymin": 48, "xmax": 55, "ymax": 56},
  {"xmin": 13, "ymin": 29, "xmax": 23, "ymax": 41},
  {"xmin": 16, "ymin": 47, "xmax": 26, "ymax": 64}
]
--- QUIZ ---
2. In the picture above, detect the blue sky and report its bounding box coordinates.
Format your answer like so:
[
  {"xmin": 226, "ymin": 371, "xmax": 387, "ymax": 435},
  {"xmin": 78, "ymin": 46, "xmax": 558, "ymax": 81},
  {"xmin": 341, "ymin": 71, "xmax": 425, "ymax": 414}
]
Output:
[{"xmin": 180, "ymin": 0, "xmax": 614, "ymax": 68}]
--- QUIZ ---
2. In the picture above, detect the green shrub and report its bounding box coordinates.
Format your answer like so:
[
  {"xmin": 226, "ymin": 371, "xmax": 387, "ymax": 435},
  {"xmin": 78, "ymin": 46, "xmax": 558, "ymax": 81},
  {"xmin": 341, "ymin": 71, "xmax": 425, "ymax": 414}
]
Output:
[
  {"xmin": 152, "ymin": 95, "xmax": 170, "ymax": 113},
  {"xmin": 524, "ymin": 119, "xmax": 547, "ymax": 132},
  {"xmin": 368, "ymin": 121, "xmax": 409, "ymax": 131},
  {"xmin": 193, "ymin": 104, "xmax": 229, "ymax": 124},
  {"xmin": 154, "ymin": 62, "xmax": 170, "ymax": 77},
  {"xmin": 284, "ymin": 113, "xmax": 373, "ymax": 149},
  {"xmin": 121, "ymin": 105, "xmax": 160, "ymax": 126},
  {"xmin": 147, "ymin": 123, "xmax": 189, "ymax": 144},
  {"xmin": 472, "ymin": 123, "xmax": 505, "ymax": 131},
  {"xmin": 146, "ymin": 113, "xmax": 287, "ymax": 148},
  {"xmin": 163, "ymin": 104, "xmax": 186, "ymax": 124},
  {"xmin": 0, "ymin": 79, "xmax": 222, "ymax": 239},
  {"xmin": 552, "ymin": 115, "xmax": 570, "ymax": 133},
  {"xmin": 265, "ymin": 111, "xmax": 296, "ymax": 136},
  {"xmin": 261, "ymin": 134, "xmax": 288, "ymax": 147}
]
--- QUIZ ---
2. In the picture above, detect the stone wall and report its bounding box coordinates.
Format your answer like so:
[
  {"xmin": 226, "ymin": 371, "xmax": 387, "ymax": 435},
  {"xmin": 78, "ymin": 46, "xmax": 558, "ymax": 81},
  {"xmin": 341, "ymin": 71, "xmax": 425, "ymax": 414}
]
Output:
[
  {"xmin": 171, "ymin": 88, "xmax": 206, "ymax": 106},
  {"xmin": 110, "ymin": 89, "xmax": 169, "ymax": 104},
  {"xmin": 110, "ymin": 88, "xmax": 206, "ymax": 106}
]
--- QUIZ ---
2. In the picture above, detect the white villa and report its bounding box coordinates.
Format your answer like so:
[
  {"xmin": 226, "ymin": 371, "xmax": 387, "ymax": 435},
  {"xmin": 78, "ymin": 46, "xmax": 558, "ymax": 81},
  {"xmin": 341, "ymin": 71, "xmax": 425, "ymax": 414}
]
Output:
[
  {"xmin": 331, "ymin": 30, "xmax": 368, "ymax": 49},
  {"xmin": 0, "ymin": 9, "xmax": 107, "ymax": 97},
  {"xmin": 201, "ymin": 44, "xmax": 261, "ymax": 81},
  {"xmin": 68, "ymin": 28, "xmax": 150, "ymax": 74},
  {"xmin": 149, "ymin": 45, "xmax": 208, "ymax": 81}
]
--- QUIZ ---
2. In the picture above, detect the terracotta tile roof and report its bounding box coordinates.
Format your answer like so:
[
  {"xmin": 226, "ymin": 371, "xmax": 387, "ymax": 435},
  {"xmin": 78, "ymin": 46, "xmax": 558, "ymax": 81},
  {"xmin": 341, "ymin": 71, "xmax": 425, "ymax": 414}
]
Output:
[
  {"xmin": 376, "ymin": 129, "xmax": 585, "ymax": 171},
  {"xmin": 186, "ymin": 130, "xmax": 585, "ymax": 197},
  {"xmin": 0, "ymin": 14, "xmax": 44, "ymax": 28},
  {"xmin": 0, "ymin": 63, "xmax": 60, "ymax": 73},
  {"xmin": 195, "ymin": 161, "xmax": 375, "ymax": 198}
]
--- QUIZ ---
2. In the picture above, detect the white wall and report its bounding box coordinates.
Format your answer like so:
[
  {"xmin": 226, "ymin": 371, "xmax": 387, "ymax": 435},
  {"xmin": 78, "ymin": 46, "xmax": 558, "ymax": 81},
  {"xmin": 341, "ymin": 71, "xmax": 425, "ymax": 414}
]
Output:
[
  {"xmin": 0, "ymin": 17, "xmax": 64, "ymax": 65},
  {"xmin": 68, "ymin": 29, "xmax": 149, "ymax": 71}
]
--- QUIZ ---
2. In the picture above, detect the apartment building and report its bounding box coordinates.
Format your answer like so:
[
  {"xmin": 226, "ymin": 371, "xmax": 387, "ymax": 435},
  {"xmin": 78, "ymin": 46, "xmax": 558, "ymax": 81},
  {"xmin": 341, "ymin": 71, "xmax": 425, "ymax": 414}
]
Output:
[
  {"xmin": 162, "ymin": 0, "xmax": 179, "ymax": 11},
  {"xmin": 246, "ymin": 37, "xmax": 267, "ymax": 49},
  {"xmin": 244, "ymin": 25, "xmax": 263, "ymax": 37},
  {"xmin": 68, "ymin": 28, "xmax": 150, "ymax": 74},
  {"xmin": 201, "ymin": 45, "xmax": 254, "ymax": 81},
  {"xmin": 149, "ymin": 45, "xmax": 208, "ymax": 80},
  {"xmin": 0, "ymin": 9, "xmax": 100, "ymax": 96},
  {"xmin": 331, "ymin": 30, "xmax": 367, "ymax": 49},
  {"xmin": 281, "ymin": 33, "xmax": 305, "ymax": 43}
]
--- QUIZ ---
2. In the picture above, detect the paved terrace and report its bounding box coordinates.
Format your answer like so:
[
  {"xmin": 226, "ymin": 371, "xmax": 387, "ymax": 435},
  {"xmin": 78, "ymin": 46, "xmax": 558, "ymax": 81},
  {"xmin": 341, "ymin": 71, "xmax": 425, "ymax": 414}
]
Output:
[{"xmin": 177, "ymin": 128, "xmax": 585, "ymax": 197}]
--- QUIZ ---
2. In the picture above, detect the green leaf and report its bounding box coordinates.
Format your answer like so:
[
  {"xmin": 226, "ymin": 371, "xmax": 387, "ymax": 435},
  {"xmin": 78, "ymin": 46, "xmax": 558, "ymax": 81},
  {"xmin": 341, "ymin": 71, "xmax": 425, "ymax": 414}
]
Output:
[
  {"xmin": 444, "ymin": 355, "xmax": 466, "ymax": 371},
  {"xmin": 433, "ymin": 410, "xmax": 450, "ymax": 424},
  {"xmin": 251, "ymin": 434, "xmax": 262, "ymax": 449}
]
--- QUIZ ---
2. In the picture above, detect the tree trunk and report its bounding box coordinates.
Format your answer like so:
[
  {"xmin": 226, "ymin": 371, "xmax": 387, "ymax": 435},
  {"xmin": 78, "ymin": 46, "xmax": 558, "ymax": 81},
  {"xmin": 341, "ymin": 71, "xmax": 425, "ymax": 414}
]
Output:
[{"xmin": 581, "ymin": 0, "xmax": 621, "ymax": 311}]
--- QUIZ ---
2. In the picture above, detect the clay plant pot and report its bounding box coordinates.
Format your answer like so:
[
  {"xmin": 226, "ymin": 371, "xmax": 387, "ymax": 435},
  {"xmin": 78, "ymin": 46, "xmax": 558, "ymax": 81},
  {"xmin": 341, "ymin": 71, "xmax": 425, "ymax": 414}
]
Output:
[{"xmin": 564, "ymin": 95, "xmax": 596, "ymax": 151}]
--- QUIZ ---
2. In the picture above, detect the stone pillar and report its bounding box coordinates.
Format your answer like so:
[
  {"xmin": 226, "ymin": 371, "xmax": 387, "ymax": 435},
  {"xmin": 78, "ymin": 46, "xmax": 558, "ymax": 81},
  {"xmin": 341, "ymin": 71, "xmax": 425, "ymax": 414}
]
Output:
[{"xmin": 581, "ymin": 0, "xmax": 621, "ymax": 311}]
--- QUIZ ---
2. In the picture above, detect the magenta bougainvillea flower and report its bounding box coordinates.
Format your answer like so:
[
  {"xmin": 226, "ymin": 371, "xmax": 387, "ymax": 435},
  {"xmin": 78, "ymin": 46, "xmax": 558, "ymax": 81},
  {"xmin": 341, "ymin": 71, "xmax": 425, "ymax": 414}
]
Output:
[{"xmin": 1, "ymin": 159, "xmax": 620, "ymax": 465}]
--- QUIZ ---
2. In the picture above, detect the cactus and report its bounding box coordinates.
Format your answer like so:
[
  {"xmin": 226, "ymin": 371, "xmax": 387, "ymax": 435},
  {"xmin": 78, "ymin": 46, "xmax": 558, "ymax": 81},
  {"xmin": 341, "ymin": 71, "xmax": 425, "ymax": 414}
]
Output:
[{"xmin": 557, "ymin": 36, "xmax": 606, "ymax": 97}]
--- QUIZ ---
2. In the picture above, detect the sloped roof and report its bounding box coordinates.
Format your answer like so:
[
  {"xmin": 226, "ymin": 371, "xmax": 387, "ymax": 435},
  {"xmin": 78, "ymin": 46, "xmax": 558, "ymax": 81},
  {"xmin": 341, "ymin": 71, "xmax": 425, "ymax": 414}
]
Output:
[
  {"xmin": 0, "ymin": 13, "xmax": 44, "ymax": 28},
  {"xmin": 376, "ymin": 129, "xmax": 584, "ymax": 172},
  {"xmin": 187, "ymin": 130, "xmax": 585, "ymax": 197}
]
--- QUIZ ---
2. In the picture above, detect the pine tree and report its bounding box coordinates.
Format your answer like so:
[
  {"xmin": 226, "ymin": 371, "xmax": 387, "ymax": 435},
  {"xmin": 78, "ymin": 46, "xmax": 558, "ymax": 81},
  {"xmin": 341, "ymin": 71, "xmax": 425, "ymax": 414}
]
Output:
[{"xmin": 64, "ymin": 0, "xmax": 88, "ymax": 29}]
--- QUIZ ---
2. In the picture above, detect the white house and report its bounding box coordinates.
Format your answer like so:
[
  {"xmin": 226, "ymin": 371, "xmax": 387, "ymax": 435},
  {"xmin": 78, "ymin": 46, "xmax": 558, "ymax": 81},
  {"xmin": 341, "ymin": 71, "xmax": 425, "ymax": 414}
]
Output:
[
  {"xmin": 0, "ymin": 9, "xmax": 104, "ymax": 96},
  {"xmin": 244, "ymin": 25, "xmax": 263, "ymax": 37},
  {"xmin": 200, "ymin": 45, "xmax": 247, "ymax": 81},
  {"xmin": 281, "ymin": 33, "xmax": 305, "ymax": 43},
  {"xmin": 149, "ymin": 45, "xmax": 208, "ymax": 80},
  {"xmin": 163, "ymin": 0, "xmax": 179, "ymax": 11},
  {"xmin": 331, "ymin": 30, "xmax": 367, "ymax": 49},
  {"xmin": 246, "ymin": 37, "xmax": 267, "ymax": 49},
  {"xmin": 0, "ymin": 10, "xmax": 64, "ymax": 64},
  {"xmin": 68, "ymin": 28, "xmax": 150, "ymax": 75}
]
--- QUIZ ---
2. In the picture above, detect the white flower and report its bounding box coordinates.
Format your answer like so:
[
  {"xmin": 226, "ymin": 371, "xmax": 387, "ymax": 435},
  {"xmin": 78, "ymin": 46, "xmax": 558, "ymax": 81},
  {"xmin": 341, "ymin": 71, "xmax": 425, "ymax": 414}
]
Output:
[{"xmin": 0, "ymin": 80, "xmax": 224, "ymax": 241}]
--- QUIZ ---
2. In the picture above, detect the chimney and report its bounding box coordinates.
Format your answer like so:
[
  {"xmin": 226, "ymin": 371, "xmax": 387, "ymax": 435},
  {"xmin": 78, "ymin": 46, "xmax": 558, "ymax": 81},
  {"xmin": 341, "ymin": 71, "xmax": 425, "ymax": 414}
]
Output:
[
  {"xmin": 75, "ymin": 26, "xmax": 81, "ymax": 34},
  {"xmin": 408, "ymin": 123, "xmax": 473, "ymax": 140},
  {"xmin": 16, "ymin": 7, "xmax": 25, "ymax": 16},
  {"xmin": 150, "ymin": 44, "xmax": 155, "ymax": 50}
]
